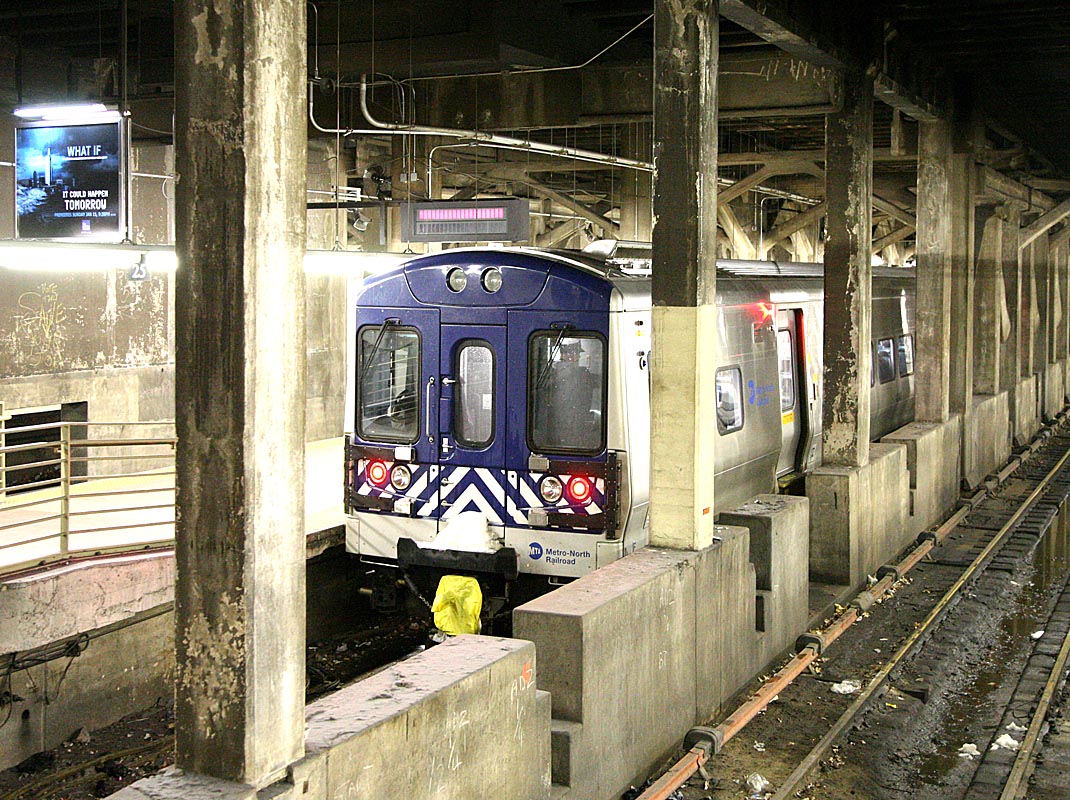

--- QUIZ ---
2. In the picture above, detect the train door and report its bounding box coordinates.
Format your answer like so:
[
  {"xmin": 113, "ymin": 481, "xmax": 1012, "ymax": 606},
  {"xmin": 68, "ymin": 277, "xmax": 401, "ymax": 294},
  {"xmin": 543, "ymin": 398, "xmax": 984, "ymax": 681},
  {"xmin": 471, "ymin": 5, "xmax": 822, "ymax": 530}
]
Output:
[
  {"xmin": 435, "ymin": 325, "xmax": 508, "ymax": 540},
  {"xmin": 775, "ymin": 309, "xmax": 805, "ymax": 476}
]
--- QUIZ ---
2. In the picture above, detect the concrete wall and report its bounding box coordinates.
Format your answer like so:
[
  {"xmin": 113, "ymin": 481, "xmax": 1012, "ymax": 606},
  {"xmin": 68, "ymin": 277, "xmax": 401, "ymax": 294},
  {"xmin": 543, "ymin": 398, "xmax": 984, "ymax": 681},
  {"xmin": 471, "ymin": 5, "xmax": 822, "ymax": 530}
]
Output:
[
  {"xmin": 1014, "ymin": 375, "xmax": 1040, "ymax": 445},
  {"xmin": 965, "ymin": 392, "xmax": 1012, "ymax": 488},
  {"xmin": 1045, "ymin": 362, "xmax": 1066, "ymax": 421},
  {"xmin": 0, "ymin": 607, "xmax": 174, "ymax": 771},
  {"xmin": 718, "ymin": 495, "xmax": 810, "ymax": 667},
  {"xmin": 514, "ymin": 531, "xmax": 757, "ymax": 800},
  {"xmin": 882, "ymin": 416, "xmax": 962, "ymax": 536},
  {"xmin": 808, "ymin": 442, "xmax": 910, "ymax": 587},
  {"xmin": 294, "ymin": 636, "xmax": 549, "ymax": 800},
  {"xmin": 0, "ymin": 142, "xmax": 349, "ymax": 443}
]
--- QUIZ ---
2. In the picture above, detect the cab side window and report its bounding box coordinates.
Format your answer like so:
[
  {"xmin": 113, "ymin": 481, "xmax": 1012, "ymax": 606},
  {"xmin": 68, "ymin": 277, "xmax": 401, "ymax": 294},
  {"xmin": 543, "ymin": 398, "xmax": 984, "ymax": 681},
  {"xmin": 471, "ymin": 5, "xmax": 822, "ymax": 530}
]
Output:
[
  {"xmin": 716, "ymin": 367, "xmax": 745, "ymax": 434},
  {"xmin": 876, "ymin": 338, "xmax": 896, "ymax": 384}
]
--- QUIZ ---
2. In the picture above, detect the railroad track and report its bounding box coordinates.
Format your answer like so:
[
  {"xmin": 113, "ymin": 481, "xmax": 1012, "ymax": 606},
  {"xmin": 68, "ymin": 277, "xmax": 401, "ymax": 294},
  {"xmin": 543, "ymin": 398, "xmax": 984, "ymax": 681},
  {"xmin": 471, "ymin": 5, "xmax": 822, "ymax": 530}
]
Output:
[{"xmin": 641, "ymin": 418, "xmax": 1070, "ymax": 800}]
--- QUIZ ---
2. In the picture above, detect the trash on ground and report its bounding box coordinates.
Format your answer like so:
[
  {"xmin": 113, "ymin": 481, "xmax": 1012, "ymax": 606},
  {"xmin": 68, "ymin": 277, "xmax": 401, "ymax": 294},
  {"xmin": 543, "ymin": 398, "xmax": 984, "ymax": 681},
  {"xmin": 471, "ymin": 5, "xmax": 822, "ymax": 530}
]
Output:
[
  {"xmin": 957, "ymin": 743, "xmax": 980, "ymax": 759},
  {"xmin": 991, "ymin": 734, "xmax": 1021, "ymax": 752},
  {"xmin": 830, "ymin": 679, "xmax": 861, "ymax": 695},
  {"xmin": 745, "ymin": 772, "xmax": 772, "ymax": 798},
  {"xmin": 753, "ymin": 741, "xmax": 766, "ymax": 752},
  {"xmin": 1006, "ymin": 722, "xmax": 1027, "ymax": 733},
  {"xmin": 1031, "ymin": 630, "xmax": 1045, "ymax": 640}
]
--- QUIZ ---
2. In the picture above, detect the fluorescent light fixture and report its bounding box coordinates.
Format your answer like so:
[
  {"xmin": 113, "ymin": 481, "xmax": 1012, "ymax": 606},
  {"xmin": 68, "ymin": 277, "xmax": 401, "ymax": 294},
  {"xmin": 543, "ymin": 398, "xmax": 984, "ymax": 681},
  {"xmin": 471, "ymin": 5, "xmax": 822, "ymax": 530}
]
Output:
[
  {"xmin": 13, "ymin": 103, "xmax": 115, "ymax": 121},
  {"xmin": 303, "ymin": 249, "xmax": 406, "ymax": 276},
  {"xmin": 0, "ymin": 241, "xmax": 410, "ymax": 276},
  {"xmin": 0, "ymin": 241, "xmax": 176, "ymax": 273}
]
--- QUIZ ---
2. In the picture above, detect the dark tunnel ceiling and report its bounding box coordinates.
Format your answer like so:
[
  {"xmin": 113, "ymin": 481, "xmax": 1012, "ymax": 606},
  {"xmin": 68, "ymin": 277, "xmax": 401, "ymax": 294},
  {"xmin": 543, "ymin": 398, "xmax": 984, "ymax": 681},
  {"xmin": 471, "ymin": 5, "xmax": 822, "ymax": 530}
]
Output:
[{"xmin": 3, "ymin": 0, "xmax": 1070, "ymax": 175}]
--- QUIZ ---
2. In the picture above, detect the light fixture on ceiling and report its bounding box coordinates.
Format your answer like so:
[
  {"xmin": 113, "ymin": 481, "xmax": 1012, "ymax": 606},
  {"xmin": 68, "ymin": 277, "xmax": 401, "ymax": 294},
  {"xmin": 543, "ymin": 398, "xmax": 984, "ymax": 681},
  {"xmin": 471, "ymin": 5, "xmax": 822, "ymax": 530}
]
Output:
[{"xmin": 13, "ymin": 104, "xmax": 119, "ymax": 122}]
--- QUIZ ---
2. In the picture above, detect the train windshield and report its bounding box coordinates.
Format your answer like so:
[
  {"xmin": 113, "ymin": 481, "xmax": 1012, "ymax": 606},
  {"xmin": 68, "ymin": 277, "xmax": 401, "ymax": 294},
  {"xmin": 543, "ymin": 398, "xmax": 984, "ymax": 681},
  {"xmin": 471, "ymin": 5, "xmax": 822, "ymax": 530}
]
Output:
[
  {"xmin": 357, "ymin": 325, "xmax": 421, "ymax": 444},
  {"xmin": 528, "ymin": 332, "xmax": 606, "ymax": 455}
]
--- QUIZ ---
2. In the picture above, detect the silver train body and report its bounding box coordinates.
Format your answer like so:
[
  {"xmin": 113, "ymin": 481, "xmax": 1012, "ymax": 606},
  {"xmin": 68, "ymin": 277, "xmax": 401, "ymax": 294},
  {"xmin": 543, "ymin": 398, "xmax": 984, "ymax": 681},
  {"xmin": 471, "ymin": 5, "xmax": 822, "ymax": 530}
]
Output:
[{"xmin": 344, "ymin": 247, "xmax": 915, "ymax": 587}]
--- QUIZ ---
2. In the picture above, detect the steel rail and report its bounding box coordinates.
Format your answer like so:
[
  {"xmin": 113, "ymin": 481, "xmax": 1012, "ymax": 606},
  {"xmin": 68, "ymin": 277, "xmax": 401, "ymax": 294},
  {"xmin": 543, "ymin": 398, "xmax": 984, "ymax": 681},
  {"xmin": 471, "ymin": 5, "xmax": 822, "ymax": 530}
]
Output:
[
  {"xmin": 770, "ymin": 428, "xmax": 1070, "ymax": 799},
  {"xmin": 999, "ymin": 588, "xmax": 1070, "ymax": 800},
  {"xmin": 637, "ymin": 419, "xmax": 1069, "ymax": 800}
]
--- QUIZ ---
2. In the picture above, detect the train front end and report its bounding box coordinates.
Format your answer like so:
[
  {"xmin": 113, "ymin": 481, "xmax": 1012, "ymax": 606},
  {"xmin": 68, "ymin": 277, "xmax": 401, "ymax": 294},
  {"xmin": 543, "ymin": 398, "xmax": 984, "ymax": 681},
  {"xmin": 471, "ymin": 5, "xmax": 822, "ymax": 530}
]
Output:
[{"xmin": 345, "ymin": 249, "xmax": 639, "ymax": 616}]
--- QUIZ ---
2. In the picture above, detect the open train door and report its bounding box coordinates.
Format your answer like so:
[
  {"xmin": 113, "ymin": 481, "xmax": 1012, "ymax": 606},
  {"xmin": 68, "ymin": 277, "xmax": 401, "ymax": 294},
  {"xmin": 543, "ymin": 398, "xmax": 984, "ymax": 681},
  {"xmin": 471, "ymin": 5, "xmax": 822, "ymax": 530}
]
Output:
[{"xmin": 775, "ymin": 308, "xmax": 807, "ymax": 477}]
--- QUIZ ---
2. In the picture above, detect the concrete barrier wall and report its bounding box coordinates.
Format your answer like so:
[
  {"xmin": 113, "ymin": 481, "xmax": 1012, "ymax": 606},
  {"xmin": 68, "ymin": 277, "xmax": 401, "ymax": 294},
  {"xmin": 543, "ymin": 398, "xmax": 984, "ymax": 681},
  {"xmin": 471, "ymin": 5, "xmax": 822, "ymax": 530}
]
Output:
[
  {"xmin": 719, "ymin": 495, "xmax": 809, "ymax": 668},
  {"xmin": 0, "ymin": 608, "xmax": 174, "ymax": 771},
  {"xmin": 1015, "ymin": 375, "xmax": 1039, "ymax": 445},
  {"xmin": 882, "ymin": 416, "xmax": 962, "ymax": 535},
  {"xmin": 966, "ymin": 393, "xmax": 1012, "ymax": 488},
  {"xmin": 514, "ymin": 530, "xmax": 758, "ymax": 800},
  {"xmin": 295, "ymin": 636, "xmax": 550, "ymax": 800},
  {"xmin": 808, "ymin": 443, "xmax": 910, "ymax": 587},
  {"xmin": 0, "ymin": 552, "xmax": 174, "ymax": 654},
  {"xmin": 1045, "ymin": 362, "xmax": 1066, "ymax": 421}
]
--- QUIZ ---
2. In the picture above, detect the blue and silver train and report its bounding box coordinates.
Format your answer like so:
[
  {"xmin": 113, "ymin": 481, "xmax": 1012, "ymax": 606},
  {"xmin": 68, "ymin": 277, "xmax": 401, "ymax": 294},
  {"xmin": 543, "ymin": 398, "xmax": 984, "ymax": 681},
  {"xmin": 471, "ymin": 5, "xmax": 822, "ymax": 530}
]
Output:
[{"xmin": 344, "ymin": 243, "xmax": 915, "ymax": 610}]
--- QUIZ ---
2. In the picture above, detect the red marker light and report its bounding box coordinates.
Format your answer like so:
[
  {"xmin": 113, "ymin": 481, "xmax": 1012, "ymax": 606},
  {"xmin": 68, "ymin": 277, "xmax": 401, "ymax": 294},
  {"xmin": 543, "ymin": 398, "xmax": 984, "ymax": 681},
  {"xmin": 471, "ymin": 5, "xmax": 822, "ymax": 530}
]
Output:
[
  {"xmin": 566, "ymin": 475, "xmax": 593, "ymax": 504},
  {"xmin": 366, "ymin": 460, "xmax": 389, "ymax": 487},
  {"xmin": 757, "ymin": 302, "xmax": 774, "ymax": 322}
]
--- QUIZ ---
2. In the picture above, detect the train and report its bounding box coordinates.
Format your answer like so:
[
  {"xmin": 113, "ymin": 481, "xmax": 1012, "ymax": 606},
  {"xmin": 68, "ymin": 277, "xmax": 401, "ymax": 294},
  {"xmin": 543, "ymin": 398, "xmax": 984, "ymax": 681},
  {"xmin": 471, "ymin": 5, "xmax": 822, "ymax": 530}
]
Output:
[{"xmin": 343, "ymin": 241, "xmax": 915, "ymax": 615}]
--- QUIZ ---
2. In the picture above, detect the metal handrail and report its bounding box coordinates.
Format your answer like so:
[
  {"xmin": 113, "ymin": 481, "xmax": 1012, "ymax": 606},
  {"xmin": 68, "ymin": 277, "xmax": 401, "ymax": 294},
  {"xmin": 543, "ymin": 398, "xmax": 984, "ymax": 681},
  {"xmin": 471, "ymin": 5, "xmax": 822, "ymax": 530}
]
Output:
[{"xmin": 0, "ymin": 421, "xmax": 178, "ymax": 576}]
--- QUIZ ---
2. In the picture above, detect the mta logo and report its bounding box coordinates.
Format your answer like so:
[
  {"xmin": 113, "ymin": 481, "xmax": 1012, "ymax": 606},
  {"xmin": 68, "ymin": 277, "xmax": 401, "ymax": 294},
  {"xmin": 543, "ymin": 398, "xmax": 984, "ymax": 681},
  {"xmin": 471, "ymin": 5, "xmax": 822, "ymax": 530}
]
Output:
[{"xmin": 528, "ymin": 542, "xmax": 544, "ymax": 560}]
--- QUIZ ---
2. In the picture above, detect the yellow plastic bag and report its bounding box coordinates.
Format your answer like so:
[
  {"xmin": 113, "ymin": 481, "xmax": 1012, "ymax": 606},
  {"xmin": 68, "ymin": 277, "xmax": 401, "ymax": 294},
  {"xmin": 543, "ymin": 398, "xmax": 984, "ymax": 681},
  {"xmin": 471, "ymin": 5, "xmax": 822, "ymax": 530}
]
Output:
[{"xmin": 431, "ymin": 575, "xmax": 483, "ymax": 635}]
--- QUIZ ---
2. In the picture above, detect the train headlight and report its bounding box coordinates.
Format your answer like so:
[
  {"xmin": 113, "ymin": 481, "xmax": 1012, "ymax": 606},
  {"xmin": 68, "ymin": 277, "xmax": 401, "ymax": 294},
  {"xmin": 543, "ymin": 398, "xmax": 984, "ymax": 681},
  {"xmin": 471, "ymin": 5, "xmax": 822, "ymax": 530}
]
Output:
[
  {"xmin": 566, "ymin": 475, "xmax": 593, "ymax": 504},
  {"xmin": 446, "ymin": 267, "xmax": 467, "ymax": 293},
  {"xmin": 390, "ymin": 464, "xmax": 412, "ymax": 491},
  {"xmin": 366, "ymin": 460, "xmax": 389, "ymax": 487},
  {"xmin": 481, "ymin": 267, "xmax": 503, "ymax": 293},
  {"xmin": 539, "ymin": 476, "xmax": 563, "ymax": 503}
]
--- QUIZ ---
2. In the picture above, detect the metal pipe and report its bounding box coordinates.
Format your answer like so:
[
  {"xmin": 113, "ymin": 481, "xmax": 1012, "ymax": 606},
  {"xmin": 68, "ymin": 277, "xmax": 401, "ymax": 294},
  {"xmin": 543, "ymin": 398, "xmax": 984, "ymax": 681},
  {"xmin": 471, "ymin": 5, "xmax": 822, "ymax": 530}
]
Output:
[{"xmin": 359, "ymin": 75, "xmax": 654, "ymax": 173}]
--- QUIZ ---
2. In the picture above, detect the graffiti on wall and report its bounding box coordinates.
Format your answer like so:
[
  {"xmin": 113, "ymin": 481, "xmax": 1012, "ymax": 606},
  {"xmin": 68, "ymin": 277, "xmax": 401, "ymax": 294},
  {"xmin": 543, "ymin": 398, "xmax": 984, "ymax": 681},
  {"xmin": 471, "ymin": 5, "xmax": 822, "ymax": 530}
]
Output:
[{"xmin": 12, "ymin": 284, "xmax": 69, "ymax": 371}]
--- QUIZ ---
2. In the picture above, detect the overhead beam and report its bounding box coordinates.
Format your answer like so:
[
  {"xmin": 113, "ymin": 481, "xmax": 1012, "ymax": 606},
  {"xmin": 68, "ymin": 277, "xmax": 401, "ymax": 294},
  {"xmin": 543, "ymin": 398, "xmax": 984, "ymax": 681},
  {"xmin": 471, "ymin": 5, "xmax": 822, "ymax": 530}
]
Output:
[
  {"xmin": 718, "ymin": 165, "xmax": 779, "ymax": 205},
  {"xmin": 760, "ymin": 201, "xmax": 826, "ymax": 255},
  {"xmin": 718, "ymin": 148, "xmax": 916, "ymax": 166},
  {"xmin": 873, "ymin": 73, "xmax": 941, "ymax": 123},
  {"xmin": 1020, "ymin": 197, "xmax": 1070, "ymax": 249},
  {"xmin": 982, "ymin": 167, "xmax": 1055, "ymax": 212},
  {"xmin": 535, "ymin": 219, "xmax": 585, "ymax": 247},
  {"xmin": 873, "ymin": 224, "xmax": 915, "ymax": 253},
  {"xmin": 873, "ymin": 196, "xmax": 916, "ymax": 228},
  {"xmin": 1052, "ymin": 223, "xmax": 1070, "ymax": 250},
  {"xmin": 517, "ymin": 176, "xmax": 620, "ymax": 236},
  {"xmin": 719, "ymin": 0, "xmax": 847, "ymax": 69}
]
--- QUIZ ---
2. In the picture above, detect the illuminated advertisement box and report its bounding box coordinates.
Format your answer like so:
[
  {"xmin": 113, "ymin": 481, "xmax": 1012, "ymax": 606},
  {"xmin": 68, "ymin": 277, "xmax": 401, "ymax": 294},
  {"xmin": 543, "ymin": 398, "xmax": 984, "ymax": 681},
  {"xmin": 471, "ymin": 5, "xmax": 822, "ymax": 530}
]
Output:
[{"xmin": 15, "ymin": 114, "xmax": 125, "ymax": 241}]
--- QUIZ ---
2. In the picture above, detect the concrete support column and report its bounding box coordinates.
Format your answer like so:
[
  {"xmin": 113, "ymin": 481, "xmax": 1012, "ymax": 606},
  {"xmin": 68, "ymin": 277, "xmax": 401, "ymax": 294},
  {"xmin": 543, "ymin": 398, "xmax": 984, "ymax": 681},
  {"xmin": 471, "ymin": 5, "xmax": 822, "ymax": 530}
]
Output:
[
  {"xmin": 1000, "ymin": 208, "xmax": 1023, "ymax": 394},
  {"xmin": 1035, "ymin": 235, "xmax": 1051, "ymax": 370},
  {"xmin": 948, "ymin": 153, "xmax": 975, "ymax": 418},
  {"xmin": 649, "ymin": 0, "xmax": 718, "ymax": 550},
  {"xmin": 1023, "ymin": 240, "xmax": 1037, "ymax": 376},
  {"xmin": 174, "ymin": 0, "xmax": 307, "ymax": 787},
  {"xmin": 821, "ymin": 69, "xmax": 873, "ymax": 467},
  {"xmin": 974, "ymin": 209, "xmax": 1003, "ymax": 395},
  {"xmin": 1059, "ymin": 242, "xmax": 1070, "ymax": 363},
  {"xmin": 914, "ymin": 121, "xmax": 953, "ymax": 420},
  {"xmin": 620, "ymin": 122, "xmax": 653, "ymax": 242}
]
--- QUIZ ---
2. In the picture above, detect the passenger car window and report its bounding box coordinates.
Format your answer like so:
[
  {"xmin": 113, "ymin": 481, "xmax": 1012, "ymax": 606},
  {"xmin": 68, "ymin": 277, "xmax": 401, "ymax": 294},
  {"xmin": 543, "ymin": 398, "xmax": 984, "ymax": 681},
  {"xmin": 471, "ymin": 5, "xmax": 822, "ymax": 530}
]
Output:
[
  {"xmin": 455, "ymin": 341, "xmax": 494, "ymax": 448},
  {"xmin": 528, "ymin": 332, "xmax": 606, "ymax": 455},
  {"xmin": 876, "ymin": 338, "xmax": 896, "ymax": 384},
  {"xmin": 897, "ymin": 334, "xmax": 915, "ymax": 377},
  {"xmin": 357, "ymin": 325, "xmax": 420, "ymax": 444},
  {"xmin": 777, "ymin": 329, "xmax": 795, "ymax": 412},
  {"xmin": 716, "ymin": 367, "xmax": 744, "ymax": 434}
]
